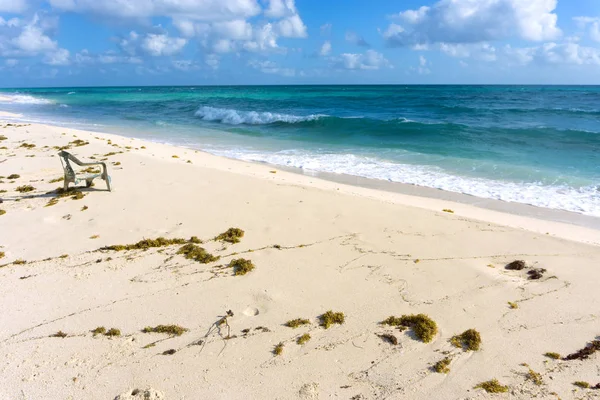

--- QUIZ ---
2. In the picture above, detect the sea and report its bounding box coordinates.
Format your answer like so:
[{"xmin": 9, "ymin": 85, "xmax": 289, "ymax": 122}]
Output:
[{"xmin": 1, "ymin": 85, "xmax": 599, "ymax": 216}]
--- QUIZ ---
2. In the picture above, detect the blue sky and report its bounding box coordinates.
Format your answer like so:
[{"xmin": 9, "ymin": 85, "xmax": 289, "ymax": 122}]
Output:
[{"xmin": 1, "ymin": 0, "xmax": 600, "ymax": 86}]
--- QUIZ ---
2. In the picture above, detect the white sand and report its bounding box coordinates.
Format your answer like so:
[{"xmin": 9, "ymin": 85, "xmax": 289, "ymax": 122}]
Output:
[{"xmin": 1, "ymin": 121, "xmax": 599, "ymax": 399}]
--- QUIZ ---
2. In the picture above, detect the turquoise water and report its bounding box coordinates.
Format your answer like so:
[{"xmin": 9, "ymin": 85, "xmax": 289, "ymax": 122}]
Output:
[{"xmin": 1, "ymin": 85, "xmax": 599, "ymax": 215}]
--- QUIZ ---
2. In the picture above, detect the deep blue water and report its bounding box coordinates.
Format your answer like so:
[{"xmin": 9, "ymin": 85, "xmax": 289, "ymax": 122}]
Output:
[{"xmin": 1, "ymin": 85, "xmax": 599, "ymax": 215}]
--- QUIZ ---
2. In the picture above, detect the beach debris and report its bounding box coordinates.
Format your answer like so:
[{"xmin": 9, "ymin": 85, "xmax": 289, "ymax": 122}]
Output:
[
  {"xmin": 544, "ymin": 352, "xmax": 561, "ymax": 360},
  {"xmin": 91, "ymin": 327, "xmax": 106, "ymax": 336},
  {"xmin": 381, "ymin": 314, "xmax": 437, "ymax": 343},
  {"xmin": 508, "ymin": 301, "xmax": 518, "ymax": 309},
  {"xmin": 105, "ymin": 328, "xmax": 121, "ymax": 337},
  {"xmin": 114, "ymin": 387, "xmax": 165, "ymax": 400},
  {"xmin": 19, "ymin": 143, "xmax": 35, "ymax": 149},
  {"xmin": 474, "ymin": 379, "xmax": 508, "ymax": 393},
  {"xmin": 297, "ymin": 333, "xmax": 311, "ymax": 345},
  {"xmin": 142, "ymin": 325, "xmax": 188, "ymax": 336},
  {"xmin": 15, "ymin": 185, "xmax": 35, "ymax": 193},
  {"xmin": 7, "ymin": 174, "xmax": 19, "ymax": 179},
  {"xmin": 81, "ymin": 205, "xmax": 88, "ymax": 211},
  {"xmin": 319, "ymin": 310, "xmax": 345, "ymax": 329},
  {"xmin": 527, "ymin": 268, "xmax": 546, "ymax": 280},
  {"xmin": 378, "ymin": 333, "xmax": 398, "ymax": 345},
  {"xmin": 563, "ymin": 339, "xmax": 600, "ymax": 361},
  {"xmin": 50, "ymin": 331, "xmax": 67, "ymax": 338},
  {"xmin": 526, "ymin": 368, "xmax": 543, "ymax": 385},
  {"xmin": 450, "ymin": 329, "xmax": 482, "ymax": 351},
  {"xmin": 162, "ymin": 349, "xmax": 176, "ymax": 355},
  {"xmin": 573, "ymin": 381, "xmax": 590, "ymax": 389},
  {"xmin": 506, "ymin": 260, "xmax": 526, "ymax": 270},
  {"xmin": 177, "ymin": 243, "xmax": 219, "ymax": 263},
  {"xmin": 102, "ymin": 237, "xmax": 191, "ymax": 251},
  {"xmin": 273, "ymin": 342, "xmax": 284, "ymax": 355},
  {"xmin": 90, "ymin": 235, "xmax": 99, "ymax": 239},
  {"xmin": 0, "ymin": 252, "xmax": 4, "ymax": 259},
  {"xmin": 433, "ymin": 357, "xmax": 452, "ymax": 374},
  {"xmin": 172, "ymin": 155, "xmax": 179, "ymax": 158},
  {"xmin": 285, "ymin": 318, "xmax": 310, "ymax": 328},
  {"xmin": 269, "ymin": 170, "xmax": 277, "ymax": 174},
  {"xmin": 442, "ymin": 209, "xmax": 454, "ymax": 213},
  {"xmin": 215, "ymin": 227, "xmax": 245, "ymax": 243},
  {"xmin": 229, "ymin": 258, "xmax": 254, "ymax": 276},
  {"xmin": 13, "ymin": 259, "xmax": 26, "ymax": 265}
]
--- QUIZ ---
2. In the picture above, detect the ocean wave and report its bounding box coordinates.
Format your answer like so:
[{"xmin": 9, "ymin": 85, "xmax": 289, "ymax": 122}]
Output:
[
  {"xmin": 208, "ymin": 149, "xmax": 600, "ymax": 217},
  {"xmin": 194, "ymin": 106, "xmax": 325, "ymax": 125},
  {"xmin": 67, "ymin": 92, "xmax": 76, "ymax": 95},
  {"xmin": 0, "ymin": 94, "xmax": 53, "ymax": 105}
]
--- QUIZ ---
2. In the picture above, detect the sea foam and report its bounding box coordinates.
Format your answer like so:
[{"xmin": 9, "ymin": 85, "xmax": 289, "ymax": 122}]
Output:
[{"xmin": 194, "ymin": 106, "xmax": 323, "ymax": 125}]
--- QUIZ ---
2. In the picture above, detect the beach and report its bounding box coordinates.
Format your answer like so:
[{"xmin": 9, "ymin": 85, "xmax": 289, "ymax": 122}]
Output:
[{"xmin": 1, "ymin": 119, "xmax": 600, "ymax": 399}]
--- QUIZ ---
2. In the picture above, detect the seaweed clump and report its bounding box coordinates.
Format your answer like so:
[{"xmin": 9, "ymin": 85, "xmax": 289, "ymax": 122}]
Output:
[
  {"xmin": 319, "ymin": 310, "xmax": 345, "ymax": 329},
  {"xmin": 177, "ymin": 243, "xmax": 219, "ymax": 263},
  {"xmin": 382, "ymin": 314, "xmax": 437, "ymax": 343},
  {"xmin": 102, "ymin": 237, "xmax": 189, "ymax": 251},
  {"xmin": 378, "ymin": 333, "xmax": 398, "ymax": 345},
  {"xmin": 91, "ymin": 326, "xmax": 106, "ymax": 336},
  {"xmin": 297, "ymin": 334, "xmax": 311, "ymax": 345},
  {"xmin": 69, "ymin": 139, "xmax": 88, "ymax": 147},
  {"xmin": 573, "ymin": 381, "xmax": 590, "ymax": 389},
  {"xmin": 526, "ymin": 368, "xmax": 543, "ymax": 386},
  {"xmin": 563, "ymin": 340, "xmax": 600, "ymax": 361},
  {"xmin": 450, "ymin": 329, "xmax": 482, "ymax": 351},
  {"xmin": 16, "ymin": 185, "xmax": 35, "ymax": 193},
  {"xmin": 474, "ymin": 379, "xmax": 508, "ymax": 393},
  {"xmin": 229, "ymin": 258, "xmax": 255, "ymax": 276},
  {"xmin": 285, "ymin": 318, "xmax": 310, "ymax": 328},
  {"xmin": 433, "ymin": 357, "xmax": 452, "ymax": 374},
  {"xmin": 506, "ymin": 260, "xmax": 526, "ymax": 270},
  {"xmin": 105, "ymin": 328, "xmax": 121, "ymax": 337},
  {"xmin": 0, "ymin": 209, "xmax": 5, "ymax": 216},
  {"xmin": 20, "ymin": 143, "xmax": 36, "ymax": 149},
  {"xmin": 544, "ymin": 352, "xmax": 561, "ymax": 360},
  {"xmin": 50, "ymin": 331, "xmax": 67, "ymax": 338},
  {"xmin": 7, "ymin": 174, "xmax": 20, "ymax": 179},
  {"xmin": 273, "ymin": 342, "xmax": 284, "ymax": 355},
  {"xmin": 142, "ymin": 325, "xmax": 188, "ymax": 336},
  {"xmin": 527, "ymin": 268, "xmax": 547, "ymax": 280},
  {"xmin": 215, "ymin": 228, "xmax": 245, "ymax": 244}
]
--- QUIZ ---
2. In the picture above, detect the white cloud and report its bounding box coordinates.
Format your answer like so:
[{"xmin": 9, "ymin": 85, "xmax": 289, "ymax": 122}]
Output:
[
  {"xmin": 12, "ymin": 21, "xmax": 57, "ymax": 53},
  {"xmin": 319, "ymin": 40, "xmax": 331, "ymax": 56},
  {"xmin": 345, "ymin": 31, "xmax": 369, "ymax": 47},
  {"xmin": 574, "ymin": 17, "xmax": 600, "ymax": 42},
  {"xmin": 5, "ymin": 58, "xmax": 18, "ymax": 66},
  {"xmin": 48, "ymin": 0, "xmax": 262, "ymax": 21},
  {"xmin": 172, "ymin": 59, "xmax": 199, "ymax": 71},
  {"xmin": 335, "ymin": 49, "xmax": 391, "ymax": 70},
  {"xmin": 44, "ymin": 48, "xmax": 70, "ymax": 65},
  {"xmin": 205, "ymin": 54, "xmax": 219, "ymax": 70},
  {"xmin": 384, "ymin": 0, "xmax": 561, "ymax": 47},
  {"xmin": 416, "ymin": 55, "xmax": 430, "ymax": 74},
  {"xmin": 141, "ymin": 33, "xmax": 187, "ymax": 56},
  {"xmin": 212, "ymin": 19, "xmax": 253, "ymax": 40},
  {"xmin": 0, "ymin": 0, "xmax": 28, "ymax": 13},
  {"xmin": 440, "ymin": 43, "xmax": 497, "ymax": 61},
  {"xmin": 264, "ymin": 0, "xmax": 297, "ymax": 18},
  {"xmin": 276, "ymin": 14, "xmax": 307, "ymax": 38},
  {"xmin": 248, "ymin": 59, "xmax": 295, "ymax": 76},
  {"xmin": 320, "ymin": 23, "xmax": 332, "ymax": 36}
]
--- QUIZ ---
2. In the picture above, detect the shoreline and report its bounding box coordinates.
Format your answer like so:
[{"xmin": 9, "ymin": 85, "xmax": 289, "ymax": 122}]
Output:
[
  {"xmin": 2, "ymin": 115, "xmax": 600, "ymax": 245},
  {"xmin": 2, "ymin": 118, "xmax": 600, "ymax": 399}
]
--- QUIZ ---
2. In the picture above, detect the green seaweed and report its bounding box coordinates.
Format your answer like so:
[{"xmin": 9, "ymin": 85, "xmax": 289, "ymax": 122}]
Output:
[
  {"xmin": 0, "ymin": 209, "xmax": 5, "ymax": 216},
  {"xmin": 45, "ymin": 198, "xmax": 59, "ymax": 207},
  {"xmin": 177, "ymin": 243, "xmax": 220, "ymax": 263},
  {"xmin": 450, "ymin": 329, "xmax": 482, "ymax": 351},
  {"xmin": 7, "ymin": 174, "xmax": 20, "ymax": 179},
  {"xmin": 49, "ymin": 176, "xmax": 64, "ymax": 183},
  {"xmin": 273, "ymin": 342, "xmax": 284, "ymax": 355},
  {"xmin": 229, "ymin": 258, "xmax": 254, "ymax": 275},
  {"xmin": 285, "ymin": 318, "xmax": 311, "ymax": 328},
  {"xmin": 382, "ymin": 314, "xmax": 437, "ymax": 343},
  {"xmin": 574, "ymin": 381, "xmax": 590, "ymax": 389},
  {"xmin": 19, "ymin": 143, "xmax": 35, "ymax": 149},
  {"xmin": 433, "ymin": 357, "xmax": 452, "ymax": 373},
  {"xmin": 103, "ymin": 237, "xmax": 189, "ymax": 251},
  {"xmin": 13, "ymin": 259, "xmax": 26, "ymax": 265},
  {"xmin": 297, "ymin": 333, "xmax": 311, "ymax": 345},
  {"xmin": 16, "ymin": 185, "xmax": 35, "ymax": 193},
  {"xmin": 526, "ymin": 368, "xmax": 543, "ymax": 386},
  {"xmin": 319, "ymin": 310, "xmax": 345, "ymax": 329},
  {"xmin": 50, "ymin": 331, "xmax": 67, "ymax": 338},
  {"xmin": 91, "ymin": 326, "xmax": 106, "ymax": 336},
  {"xmin": 142, "ymin": 325, "xmax": 188, "ymax": 336},
  {"xmin": 508, "ymin": 301, "xmax": 518, "ymax": 309},
  {"xmin": 474, "ymin": 379, "xmax": 508, "ymax": 393},
  {"xmin": 105, "ymin": 328, "xmax": 121, "ymax": 337},
  {"xmin": 215, "ymin": 228, "xmax": 245, "ymax": 243},
  {"xmin": 0, "ymin": 252, "xmax": 4, "ymax": 259},
  {"xmin": 544, "ymin": 352, "xmax": 561, "ymax": 360}
]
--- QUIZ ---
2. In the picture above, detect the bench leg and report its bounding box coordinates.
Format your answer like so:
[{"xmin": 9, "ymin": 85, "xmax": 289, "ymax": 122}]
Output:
[{"xmin": 85, "ymin": 178, "xmax": 94, "ymax": 188}]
